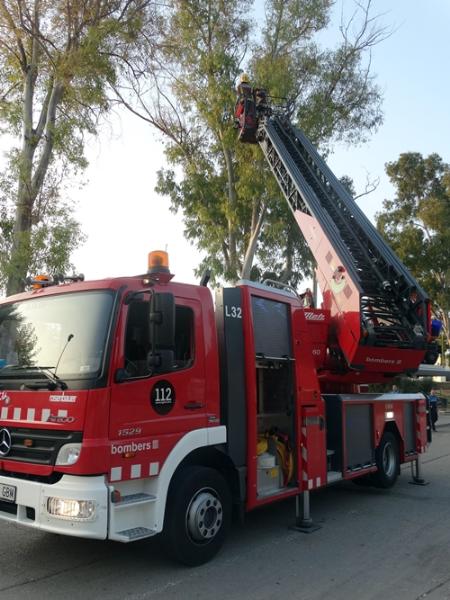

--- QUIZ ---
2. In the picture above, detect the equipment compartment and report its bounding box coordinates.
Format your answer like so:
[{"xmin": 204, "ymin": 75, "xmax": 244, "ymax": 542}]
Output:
[{"xmin": 256, "ymin": 359, "xmax": 296, "ymax": 495}]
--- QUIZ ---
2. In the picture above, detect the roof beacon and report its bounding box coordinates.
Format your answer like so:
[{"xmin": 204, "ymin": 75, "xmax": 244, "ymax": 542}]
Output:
[{"xmin": 147, "ymin": 250, "xmax": 173, "ymax": 282}]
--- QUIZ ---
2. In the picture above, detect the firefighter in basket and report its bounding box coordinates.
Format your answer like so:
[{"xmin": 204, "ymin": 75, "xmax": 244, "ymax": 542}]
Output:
[{"xmin": 234, "ymin": 73, "xmax": 269, "ymax": 143}]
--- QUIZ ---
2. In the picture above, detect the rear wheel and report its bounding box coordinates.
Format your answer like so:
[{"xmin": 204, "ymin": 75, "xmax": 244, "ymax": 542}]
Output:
[
  {"xmin": 372, "ymin": 432, "xmax": 399, "ymax": 488},
  {"xmin": 163, "ymin": 465, "xmax": 231, "ymax": 566}
]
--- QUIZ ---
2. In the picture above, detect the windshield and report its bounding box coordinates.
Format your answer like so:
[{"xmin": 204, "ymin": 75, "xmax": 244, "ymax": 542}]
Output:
[{"xmin": 0, "ymin": 291, "xmax": 114, "ymax": 381}]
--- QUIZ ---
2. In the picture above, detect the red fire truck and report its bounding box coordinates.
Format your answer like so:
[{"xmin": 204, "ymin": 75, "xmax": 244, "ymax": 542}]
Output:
[{"xmin": 0, "ymin": 108, "xmax": 436, "ymax": 566}]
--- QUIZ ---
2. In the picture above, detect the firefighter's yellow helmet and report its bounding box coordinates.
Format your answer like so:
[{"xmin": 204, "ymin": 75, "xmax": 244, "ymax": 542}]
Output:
[{"xmin": 240, "ymin": 72, "xmax": 250, "ymax": 84}]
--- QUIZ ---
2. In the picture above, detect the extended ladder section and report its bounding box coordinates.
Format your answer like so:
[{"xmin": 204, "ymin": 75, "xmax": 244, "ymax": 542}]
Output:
[{"xmin": 258, "ymin": 114, "xmax": 430, "ymax": 372}]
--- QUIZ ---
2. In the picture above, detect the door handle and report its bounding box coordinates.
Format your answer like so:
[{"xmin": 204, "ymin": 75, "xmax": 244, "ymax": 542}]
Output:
[{"xmin": 184, "ymin": 401, "xmax": 205, "ymax": 410}]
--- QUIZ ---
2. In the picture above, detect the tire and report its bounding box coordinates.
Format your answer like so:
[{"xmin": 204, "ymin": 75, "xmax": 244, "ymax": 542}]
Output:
[
  {"xmin": 372, "ymin": 431, "xmax": 399, "ymax": 489},
  {"xmin": 163, "ymin": 465, "xmax": 231, "ymax": 566}
]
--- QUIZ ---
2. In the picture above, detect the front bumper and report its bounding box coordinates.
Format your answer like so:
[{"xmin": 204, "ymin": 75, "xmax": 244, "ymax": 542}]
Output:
[{"xmin": 0, "ymin": 474, "xmax": 109, "ymax": 539}]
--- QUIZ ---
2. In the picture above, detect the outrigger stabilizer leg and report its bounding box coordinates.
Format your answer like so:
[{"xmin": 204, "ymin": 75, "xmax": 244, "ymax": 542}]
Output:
[
  {"xmin": 409, "ymin": 455, "xmax": 429, "ymax": 486},
  {"xmin": 290, "ymin": 491, "xmax": 321, "ymax": 533}
]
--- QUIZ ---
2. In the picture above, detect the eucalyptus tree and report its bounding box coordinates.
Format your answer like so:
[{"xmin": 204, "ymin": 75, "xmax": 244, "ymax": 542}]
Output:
[
  {"xmin": 376, "ymin": 152, "xmax": 450, "ymax": 341},
  {"xmin": 144, "ymin": 0, "xmax": 388, "ymax": 285},
  {"xmin": 0, "ymin": 0, "xmax": 156, "ymax": 295}
]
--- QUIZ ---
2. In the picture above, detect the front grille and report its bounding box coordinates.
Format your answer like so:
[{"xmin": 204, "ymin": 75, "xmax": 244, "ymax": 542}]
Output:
[
  {"xmin": 1, "ymin": 428, "xmax": 82, "ymax": 466},
  {"xmin": 0, "ymin": 501, "xmax": 35, "ymax": 519},
  {"xmin": 0, "ymin": 500, "xmax": 17, "ymax": 515}
]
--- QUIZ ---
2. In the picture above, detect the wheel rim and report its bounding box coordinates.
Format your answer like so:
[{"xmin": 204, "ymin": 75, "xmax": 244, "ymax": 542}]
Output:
[
  {"xmin": 186, "ymin": 488, "xmax": 223, "ymax": 544},
  {"xmin": 382, "ymin": 442, "xmax": 396, "ymax": 477}
]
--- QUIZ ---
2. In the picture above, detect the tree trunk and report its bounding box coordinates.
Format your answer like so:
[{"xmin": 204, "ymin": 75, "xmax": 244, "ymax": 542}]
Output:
[
  {"xmin": 241, "ymin": 199, "xmax": 266, "ymax": 280},
  {"xmin": 279, "ymin": 227, "xmax": 294, "ymax": 283},
  {"xmin": 7, "ymin": 187, "xmax": 34, "ymax": 296},
  {"xmin": 6, "ymin": 55, "xmax": 36, "ymax": 296},
  {"xmin": 221, "ymin": 145, "xmax": 239, "ymax": 281},
  {"xmin": 6, "ymin": 76, "xmax": 63, "ymax": 296}
]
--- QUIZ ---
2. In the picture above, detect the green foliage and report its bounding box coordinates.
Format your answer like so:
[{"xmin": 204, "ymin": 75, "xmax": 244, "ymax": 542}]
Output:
[
  {"xmin": 0, "ymin": 151, "xmax": 86, "ymax": 291},
  {"xmin": 153, "ymin": 0, "xmax": 385, "ymax": 285},
  {"xmin": 252, "ymin": 0, "xmax": 383, "ymax": 147},
  {"xmin": 339, "ymin": 175, "xmax": 357, "ymax": 197},
  {"xmin": 376, "ymin": 153, "xmax": 450, "ymax": 340},
  {"xmin": 0, "ymin": 0, "xmax": 155, "ymax": 294}
]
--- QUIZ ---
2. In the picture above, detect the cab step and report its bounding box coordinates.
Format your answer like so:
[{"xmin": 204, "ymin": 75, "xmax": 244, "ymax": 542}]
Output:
[
  {"xmin": 115, "ymin": 527, "xmax": 156, "ymax": 542},
  {"xmin": 327, "ymin": 471, "xmax": 342, "ymax": 484},
  {"xmin": 114, "ymin": 493, "xmax": 156, "ymax": 508}
]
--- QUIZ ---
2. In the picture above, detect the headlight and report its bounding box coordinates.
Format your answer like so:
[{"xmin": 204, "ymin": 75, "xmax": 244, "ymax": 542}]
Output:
[
  {"xmin": 56, "ymin": 443, "xmax": 81, "ymax": 466},
  {"xmin": 46, "ymin": 497, "xmax": 97, "ymax": 521}
]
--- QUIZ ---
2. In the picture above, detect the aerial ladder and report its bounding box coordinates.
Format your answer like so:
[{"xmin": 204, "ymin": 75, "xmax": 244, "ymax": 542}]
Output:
[{"xmin": 237, "ymin": 104, "xmax": 438, "ymax": 380}]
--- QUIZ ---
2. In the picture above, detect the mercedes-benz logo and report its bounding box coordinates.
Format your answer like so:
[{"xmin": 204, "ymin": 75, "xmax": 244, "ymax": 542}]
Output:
[{"xmin": 0, "ymin": 428, "xmax": 12, "ymax": 457}]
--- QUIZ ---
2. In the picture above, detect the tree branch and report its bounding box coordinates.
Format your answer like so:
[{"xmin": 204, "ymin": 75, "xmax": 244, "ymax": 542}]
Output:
[
  {"xmin": 241, "ymin": 201, "xmax": 266, "ymax": 279},
  {"xmin": 354, "ymin": 172, "xmax": 380, "ymax": 200},
  {"xmin": 34, "ymin": 76, "xmax": 54, "ymax": 143},
  {"xmin": 31, "ymin": 81, "xmax": 64, "ymax": 197},
  {"xmin": 0, "ymin": 0, "xmax": 28, "ymax": 70}
]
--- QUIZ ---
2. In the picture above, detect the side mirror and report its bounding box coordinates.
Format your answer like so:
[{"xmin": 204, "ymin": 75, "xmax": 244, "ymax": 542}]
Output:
[
  {"xmin": 148, "ymin": 292, "xmax": 175, "ymax": 371},
  {"xmin": 115, "ymin": 367, "xmax": 128, "ymax": 383}
]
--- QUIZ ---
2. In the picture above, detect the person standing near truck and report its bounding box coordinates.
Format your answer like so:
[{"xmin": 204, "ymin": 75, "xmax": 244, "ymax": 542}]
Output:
[{"xmin": 428, "ymin": 389, "xmax": 439, "ymax": 431}]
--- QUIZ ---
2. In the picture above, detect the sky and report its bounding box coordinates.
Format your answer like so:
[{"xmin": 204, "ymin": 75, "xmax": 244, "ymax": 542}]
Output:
[{"xmin": 66, "ymin": 1, "xmax": 450, "ymax": 285}]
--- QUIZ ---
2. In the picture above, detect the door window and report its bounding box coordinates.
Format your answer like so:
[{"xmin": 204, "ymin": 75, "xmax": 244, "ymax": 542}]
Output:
[{"xmin": 124, "ymin": 300, "xmax": 194, "ymax": 378}]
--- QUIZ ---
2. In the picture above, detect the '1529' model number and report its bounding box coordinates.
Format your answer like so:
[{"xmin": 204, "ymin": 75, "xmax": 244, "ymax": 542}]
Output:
[{"xmin": 118, "ymin": 427, "xmax": 142, "ymax": 437}]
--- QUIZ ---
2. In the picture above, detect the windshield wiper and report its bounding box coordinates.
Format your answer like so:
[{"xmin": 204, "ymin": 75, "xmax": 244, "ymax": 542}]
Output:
[{"xmin": 0, "ymin": 365, "xmax": 67, "ymax": 390}]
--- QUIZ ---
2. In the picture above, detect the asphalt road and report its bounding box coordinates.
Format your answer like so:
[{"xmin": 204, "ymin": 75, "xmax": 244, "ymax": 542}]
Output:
[{"xmin": 1, "ymin": 416, "xmax": 450, "ymax": 600}]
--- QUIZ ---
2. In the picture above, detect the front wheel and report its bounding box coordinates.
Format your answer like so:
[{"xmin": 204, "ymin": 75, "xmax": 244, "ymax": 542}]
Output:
[
  {"xmin": 372, "ymin": 432, "xmax": 399, "ymax": 488},
  {"xmin": 163, "ymin": 465, "xmax": 231, "ymax": 566}
]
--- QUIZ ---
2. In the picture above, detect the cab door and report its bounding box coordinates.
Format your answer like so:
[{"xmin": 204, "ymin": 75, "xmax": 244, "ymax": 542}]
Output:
[{"xmin": 108, "ymin": 296, "xmax": 208, "ymax": 483}]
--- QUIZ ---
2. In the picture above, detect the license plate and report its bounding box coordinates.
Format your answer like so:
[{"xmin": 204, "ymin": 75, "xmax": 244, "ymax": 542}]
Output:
[{"xmin": 0, "ymin": 483, "xmax": 16, "ymax": 503}]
